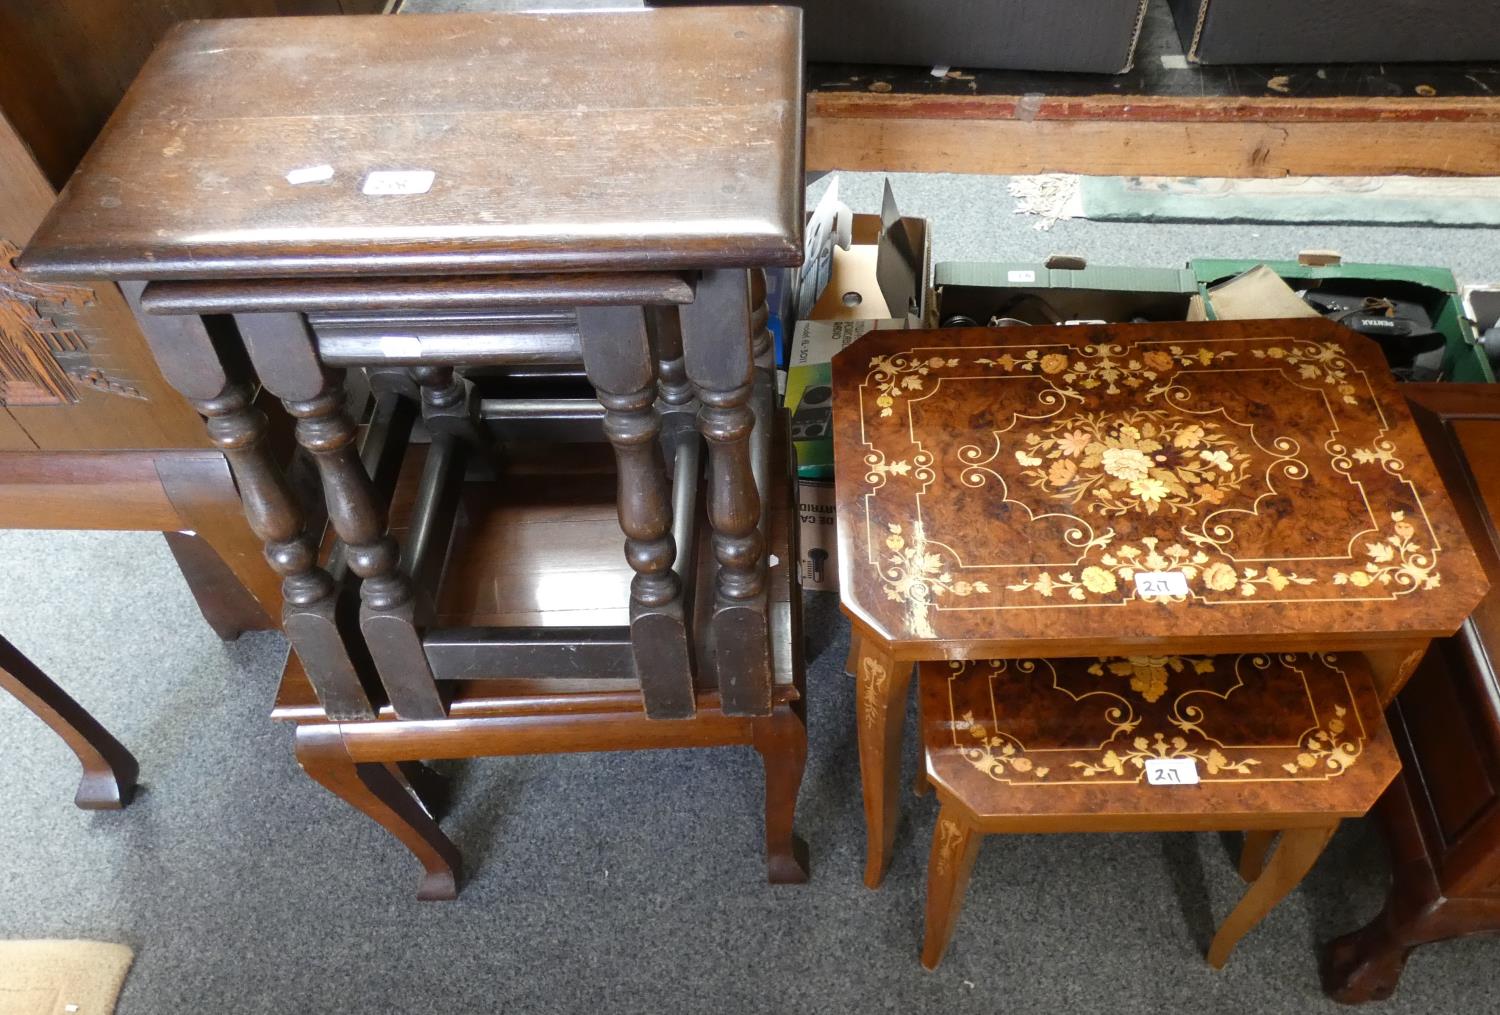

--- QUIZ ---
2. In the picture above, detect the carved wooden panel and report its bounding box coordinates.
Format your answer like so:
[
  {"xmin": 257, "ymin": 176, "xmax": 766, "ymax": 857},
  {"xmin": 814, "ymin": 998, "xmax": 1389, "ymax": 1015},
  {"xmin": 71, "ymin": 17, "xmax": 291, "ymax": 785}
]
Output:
[
  {"xmin": 0, "ymin": 239, "xmax": 146, "ymax": 407},
  {"xmin": 833, "ymin": 319, "xmax": 1488, "ymax": 652},
  {"xmin": 922, "ymin": 651, "xmax": 1400, "ymax": 820}
]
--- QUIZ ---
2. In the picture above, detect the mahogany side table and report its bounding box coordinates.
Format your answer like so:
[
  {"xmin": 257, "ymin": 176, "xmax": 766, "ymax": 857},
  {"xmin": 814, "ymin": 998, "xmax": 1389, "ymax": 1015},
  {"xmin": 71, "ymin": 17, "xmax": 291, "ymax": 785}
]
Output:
[
  {"xmin": 1324, "ymin": 383, "xmax": 1500, "ymax": 1002},
  {"xmin": 831, "ymin": 319, "xmax": 1489, "ymax": 886}
]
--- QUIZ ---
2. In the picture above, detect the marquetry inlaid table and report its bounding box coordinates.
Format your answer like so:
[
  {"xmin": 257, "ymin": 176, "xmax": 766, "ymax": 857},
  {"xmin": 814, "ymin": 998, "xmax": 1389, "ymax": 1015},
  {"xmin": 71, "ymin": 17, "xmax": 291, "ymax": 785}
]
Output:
[
  {"xmin": 831, "ymin": 318, "xmax": 1488, "ymax": 887},
  {"xmin": 919, "ymin": 651, "xmax": 1400, "ymax": 970}
]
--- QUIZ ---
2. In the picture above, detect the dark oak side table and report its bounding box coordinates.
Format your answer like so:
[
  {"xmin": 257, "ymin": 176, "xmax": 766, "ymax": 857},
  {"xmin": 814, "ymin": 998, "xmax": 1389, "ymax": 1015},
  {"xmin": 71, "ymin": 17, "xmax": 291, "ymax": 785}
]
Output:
[
  {"xmin": 20, "ymin": 7, "xmax": 809, "ymax": 897},
  {"xmin": 831, "ymin": 319, "xmax": 1489, "ymax": 886}
]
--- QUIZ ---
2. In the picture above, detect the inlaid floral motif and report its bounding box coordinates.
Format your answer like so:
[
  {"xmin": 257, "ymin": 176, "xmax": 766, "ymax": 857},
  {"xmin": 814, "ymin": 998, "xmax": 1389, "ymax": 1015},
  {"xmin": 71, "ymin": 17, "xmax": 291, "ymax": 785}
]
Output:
[
  {"xmin": 1088, "ymin": 656, "xmax": 1216, "ymax": 704},
  {"xmin": 863, "ymin": 450, "xmax": 912, "ymax": 487},
  {"xmin": 881, "ymin": 522, "xmax": 988, "ymax": 638},
  {"xmin": 1251, "ymin": 341, "xmax": 1361, "ymax": 405},
  {"xmin": 867, "ymin": 353, "xmax": 959, "ymax": 418},
  {"xmin": 934, "ymin": 818, "xmax": 964, "ymax": 876},
  {"xmin": 946, "ymin": 655, "xmax": 1372, "ymax": 789},
  {"xmin": 1070, "ymin": 731, "xmax": 1260, "ymax": 779},
  {"xmin": 860, "ymin": 657, "xmax": 890, "ymax": 730},
  {"xmin": 1015, "ymin": 409, "xmax": 1252, "ymax": 516},
  {"xmin": 975, "ymin": 342, "xmax": 1237, "ymax": 395},
  {"xmin": 958, "ymin": 710, "xmax": 1050, "ymax": 780},
  {"xmin": 1004, "ymin": 535, "xmax": 1316, "ymax": 601},
  {"xmin": 1351, "ymin": 441, "xmax": 1402, "ymax": 470},
  {"xmin": 1332, "ymin": 511, "xmax": 1441, "ymax": 592},
  {"xmin": 1280, "ymin": 705, "xmax": 1360, "ymax": 776}
]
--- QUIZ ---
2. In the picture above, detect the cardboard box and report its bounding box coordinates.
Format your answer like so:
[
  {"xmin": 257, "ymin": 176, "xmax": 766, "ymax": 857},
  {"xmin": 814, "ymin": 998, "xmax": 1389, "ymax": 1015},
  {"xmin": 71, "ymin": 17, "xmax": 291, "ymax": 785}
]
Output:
[
  {"xmin": 781, "ymin": 179, "xmax": 930, "ymax": 591},
  {"xmin": 795, "ymin": 479, "xmax": 837, "ymax": 592},
  {"xmin": 786, "ymin": 179, "xmax": 930, "ymax": 483},
  {"xmin": 651, "ymin": 1, "xmax": 1148, "ymax": 73},
  {"xmin": 1167, "ymin": 0, "xmax": 1500, "ymax": 64},
  {"xmin": 1464, "ymin": 285, "xmax": 1500, "ymax": 343},
  {"xmin": 1191, "ymin": 256, "xmax": 1494, "ymax": 383},
  {"xmin": 935, "ymin": 259, "xmax": 1200, "ymax": 326}
]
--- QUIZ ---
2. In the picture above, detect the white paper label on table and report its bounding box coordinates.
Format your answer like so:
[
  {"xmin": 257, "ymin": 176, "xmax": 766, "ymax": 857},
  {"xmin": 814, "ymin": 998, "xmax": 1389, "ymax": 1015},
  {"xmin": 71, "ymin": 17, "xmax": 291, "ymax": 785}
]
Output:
[
  {"xmin": 376, "ymin": 335, "xmax": 425, "ymax": 359},
  {"xmin": 1134, "ymin": 570, "xmax": 1190, "ymax": 598},
  {"xmin": 362, "ymin": 170, "xmax": 436, "ymax": 196},
  {"xmin": 286, "ymin": 164, "xmax": 335, "ymax": 185},
  {"xmin": 1144, "ymin": 757, "xmax": 1200, "ymax": 786},
  {"xmin": 1007, "ymin": 270, "xmax": 1037, "ymax": 283}
]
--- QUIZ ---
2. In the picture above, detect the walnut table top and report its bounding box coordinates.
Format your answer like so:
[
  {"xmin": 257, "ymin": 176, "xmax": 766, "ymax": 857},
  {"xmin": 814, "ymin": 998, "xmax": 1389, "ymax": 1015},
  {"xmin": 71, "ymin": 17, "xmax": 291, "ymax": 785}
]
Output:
[
  {"xmin": 831, "ymin": 319, "xmax": 1487, "ymax": 659},
  {"xmin": 923, "ymin": 651, "xmax": 1399, "ymax": 829}
]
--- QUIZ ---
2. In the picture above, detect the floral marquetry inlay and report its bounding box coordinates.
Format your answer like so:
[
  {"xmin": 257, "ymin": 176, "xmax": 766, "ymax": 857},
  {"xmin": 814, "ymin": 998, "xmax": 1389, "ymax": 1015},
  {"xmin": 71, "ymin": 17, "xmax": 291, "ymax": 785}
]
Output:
[
  {"xmin": 832, "ymin": 319, "xmax": 1488, "ymax": 647},
  {"xmin": 1013, "ymin": 408, "xmax": 1253, "ymax": 517},
  {"xmin": 931, "ymin": 654, "xmax": 1386, "ymax": 792}
]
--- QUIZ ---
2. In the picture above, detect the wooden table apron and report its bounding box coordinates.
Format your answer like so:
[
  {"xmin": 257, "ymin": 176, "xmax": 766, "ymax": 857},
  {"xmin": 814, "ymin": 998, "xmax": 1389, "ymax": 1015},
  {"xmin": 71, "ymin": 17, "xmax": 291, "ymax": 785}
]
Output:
[{"xmin": 830, "ymin": 319, "xmax": 1489, "ymax": 886}]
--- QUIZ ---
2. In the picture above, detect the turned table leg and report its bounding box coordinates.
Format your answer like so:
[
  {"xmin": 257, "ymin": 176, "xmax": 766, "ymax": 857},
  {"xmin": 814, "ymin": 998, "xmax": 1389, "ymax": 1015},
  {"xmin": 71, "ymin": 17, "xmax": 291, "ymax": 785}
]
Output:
[
  {"xmin": 854, "ymin": 633, "xmax": 913, "ymax": 888},
  {"xmin": 578, "ymin": 306, "xmax": 695, "ymax": 719},
  {"xmin": 922, "ymin": 801, "xmax": 984, "ymax": 970},
  {"xmin": 125, "ymin": 290, "xmax": 373, "ymax": 721},
  {"xmin": 0, "ymin": 636, "xmax": 138, "ymax": 809},
  {"xmin": 680, "ymin": 268, "xmax": 772, "ymax": 717},
  {"xmin": 235, "ymin": 312, "xmax": 441, "ymax": 720},
  {"xmin": 1208, "ymin": 823, "xmax": 1338, "ymax": 968}
]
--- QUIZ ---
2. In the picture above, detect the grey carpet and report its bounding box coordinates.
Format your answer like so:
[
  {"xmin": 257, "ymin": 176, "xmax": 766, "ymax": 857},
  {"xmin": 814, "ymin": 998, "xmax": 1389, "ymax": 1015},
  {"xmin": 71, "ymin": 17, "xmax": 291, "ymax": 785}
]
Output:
[{"xmin": 4, "ymin": 176, "xmax": 1499, "ymax": 1013}]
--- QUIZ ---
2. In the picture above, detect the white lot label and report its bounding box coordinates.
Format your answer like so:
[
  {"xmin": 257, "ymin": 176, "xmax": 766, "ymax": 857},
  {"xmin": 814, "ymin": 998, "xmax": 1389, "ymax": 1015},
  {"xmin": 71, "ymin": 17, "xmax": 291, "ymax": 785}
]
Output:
[
  {"xmin": 362, "ymin": 170, "xmax": 435, "ymax": 196},
  {"xmin": 376, "ymin": 335, "xmax": 424, "ymax": 359},
  {"xmin": 1134, "ymin": 570, "xmax": 1190, "ymax": 598},
  {"xmin": 1006, "ymin": 270, "xmax": 1037, "ymax": 283},
  {"xmin": 1144, "ymin": 757, "xmax": 1200, "ymax": 786},
  {"xmin": 285, "ymin": 164, "xmax": 334, "ymax": 185}
]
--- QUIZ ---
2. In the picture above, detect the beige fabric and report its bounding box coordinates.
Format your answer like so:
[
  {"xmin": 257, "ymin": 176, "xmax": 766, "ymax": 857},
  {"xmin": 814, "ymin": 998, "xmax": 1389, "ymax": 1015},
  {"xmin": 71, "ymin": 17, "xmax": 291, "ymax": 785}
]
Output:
[{"xmin": 0, "ymin": 941, "xmax": 133, "ymax": 1015}]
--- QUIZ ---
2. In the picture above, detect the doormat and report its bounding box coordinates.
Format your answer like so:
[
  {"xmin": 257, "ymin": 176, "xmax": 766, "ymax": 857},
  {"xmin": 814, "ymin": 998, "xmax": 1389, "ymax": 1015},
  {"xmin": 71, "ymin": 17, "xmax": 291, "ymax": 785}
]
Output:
[{"xmin": 0, "ymin": 941, "xmax": 133, "ymax": 1015}]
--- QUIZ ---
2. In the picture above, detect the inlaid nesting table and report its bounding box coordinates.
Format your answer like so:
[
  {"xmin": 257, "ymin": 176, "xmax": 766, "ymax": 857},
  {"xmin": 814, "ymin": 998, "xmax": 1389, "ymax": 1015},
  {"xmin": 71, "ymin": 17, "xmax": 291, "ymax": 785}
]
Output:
[{"xmin": 831, "ymin": 318, "xmax": 1489, "ymax": 886}]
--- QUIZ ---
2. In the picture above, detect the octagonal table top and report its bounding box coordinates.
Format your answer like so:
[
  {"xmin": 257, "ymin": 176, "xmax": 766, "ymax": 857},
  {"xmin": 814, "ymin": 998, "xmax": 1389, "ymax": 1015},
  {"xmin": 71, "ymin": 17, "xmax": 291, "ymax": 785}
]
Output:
[{"xmin": 831, "ymin": 318, "xmax": 1487, "ymax": 657}]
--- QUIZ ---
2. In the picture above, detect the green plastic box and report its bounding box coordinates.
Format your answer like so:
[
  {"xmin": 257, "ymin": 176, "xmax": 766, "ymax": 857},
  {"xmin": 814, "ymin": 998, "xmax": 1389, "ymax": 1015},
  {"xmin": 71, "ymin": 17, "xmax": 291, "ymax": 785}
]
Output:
[{"xmin": 1191, "ymin": 258, "xmax": 1493, "ymax": 383}]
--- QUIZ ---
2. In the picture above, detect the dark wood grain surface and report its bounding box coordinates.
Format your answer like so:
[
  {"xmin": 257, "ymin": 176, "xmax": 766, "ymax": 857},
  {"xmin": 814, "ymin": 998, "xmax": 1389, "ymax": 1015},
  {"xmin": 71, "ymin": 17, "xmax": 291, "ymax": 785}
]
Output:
[
  {"xmin": 1323, "ymin": 384, "xmax": 1500, "ymax": 1003},
  {"xmin": 19, "ymin": 8, "xmax": 804, "ymax": 281},
  {"xmin": 833, "ymin": 319, "xmax": 1488, "ymax": 655},
  {"xmin": 923, "ymin": 651, "xmax": 1398, "ymax": 828}
]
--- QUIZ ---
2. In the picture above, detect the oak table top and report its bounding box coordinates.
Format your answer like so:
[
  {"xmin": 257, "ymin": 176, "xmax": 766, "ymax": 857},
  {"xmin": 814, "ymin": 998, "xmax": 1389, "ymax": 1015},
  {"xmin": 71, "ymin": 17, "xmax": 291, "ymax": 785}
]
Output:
[
  {"xmin": 832, "ymin": 319, "xmax": 1488, "ymax": 659},
  {"xmin": 19, "ymin": 7, "xmax": 804, "ymax": 281}
]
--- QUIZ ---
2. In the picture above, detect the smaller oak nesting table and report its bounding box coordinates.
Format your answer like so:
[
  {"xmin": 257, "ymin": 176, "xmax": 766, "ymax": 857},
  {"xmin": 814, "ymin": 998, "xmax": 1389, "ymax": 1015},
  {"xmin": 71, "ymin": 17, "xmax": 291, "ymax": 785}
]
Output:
[{"xmin": 831, "ymin": 318, "xmax": 1489, "ymax": 887}]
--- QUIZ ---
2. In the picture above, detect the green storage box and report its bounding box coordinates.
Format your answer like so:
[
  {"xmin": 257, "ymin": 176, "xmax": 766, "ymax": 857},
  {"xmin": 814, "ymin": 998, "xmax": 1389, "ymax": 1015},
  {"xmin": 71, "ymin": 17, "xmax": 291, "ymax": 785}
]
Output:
[
  {"xmin": 1191, "ymin": 258, "xmax": 1492, "ymax": 384},
  {"xmin": 935, "ymin": 260, "xmax": 1201, "ymax": 326}
]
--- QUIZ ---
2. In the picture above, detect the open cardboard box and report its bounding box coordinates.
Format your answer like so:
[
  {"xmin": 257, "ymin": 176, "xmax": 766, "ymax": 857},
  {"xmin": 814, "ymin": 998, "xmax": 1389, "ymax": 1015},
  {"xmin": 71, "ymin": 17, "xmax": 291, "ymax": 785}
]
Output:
[{"xmin": 787, "ymin": 178, "xmax": 930, "ymax": 591}]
